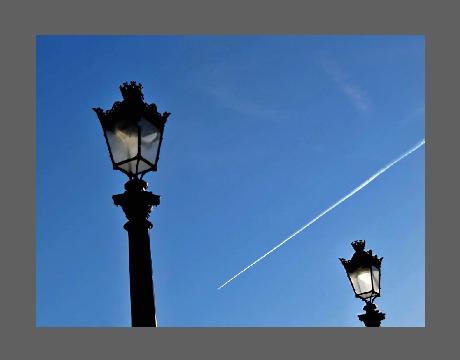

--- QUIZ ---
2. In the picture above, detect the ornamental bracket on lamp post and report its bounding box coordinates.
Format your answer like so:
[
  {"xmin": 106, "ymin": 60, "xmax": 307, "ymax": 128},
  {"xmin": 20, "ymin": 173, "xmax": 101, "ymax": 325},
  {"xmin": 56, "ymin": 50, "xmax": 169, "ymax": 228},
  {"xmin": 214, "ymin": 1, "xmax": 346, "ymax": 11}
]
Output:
[
  {"xmin": 112, "ymin": 178, "xmax": 160, "ymax": 230},
  {"xmin": 358, "ymin": 302, "xmax": 386, "ymax": 327}
]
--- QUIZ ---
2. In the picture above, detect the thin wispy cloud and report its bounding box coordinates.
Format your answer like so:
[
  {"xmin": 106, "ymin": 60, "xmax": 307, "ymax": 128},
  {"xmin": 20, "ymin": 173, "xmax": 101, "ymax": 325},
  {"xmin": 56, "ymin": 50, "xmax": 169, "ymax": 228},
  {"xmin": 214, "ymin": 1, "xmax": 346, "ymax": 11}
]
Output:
[
  {"xmin": 405, "ymin": 104, "xmax": 425, "ymax": 123},
  {"xmin": 395, "ymin": 104, "xmax": 425, "ymax": 130},
  {"xmin": 207, "ymin": 85, "xmax": 287, "ymax": 119},
  {"xmin": 195, "ymin": 60, "xmax": 290, "ymax": 119},
  {"xmin": 322, "ymin": 59, "xmax": 370, "ymax": 112},
  {"xmin": 218, "ymin": 139, "xmax": 425, "ymax": 289}
]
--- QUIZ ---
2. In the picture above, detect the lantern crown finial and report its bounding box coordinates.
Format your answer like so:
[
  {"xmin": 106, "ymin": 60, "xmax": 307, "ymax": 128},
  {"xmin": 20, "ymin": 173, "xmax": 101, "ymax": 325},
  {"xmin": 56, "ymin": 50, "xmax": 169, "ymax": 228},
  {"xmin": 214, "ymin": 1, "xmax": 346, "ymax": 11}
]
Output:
[
  {"xmin": 351, "ymin": 240, "xmax": 366, "ymax": 252},
  {"xmin": 120, "ymin": 81, "xmax": 144, "ymax": 102}
]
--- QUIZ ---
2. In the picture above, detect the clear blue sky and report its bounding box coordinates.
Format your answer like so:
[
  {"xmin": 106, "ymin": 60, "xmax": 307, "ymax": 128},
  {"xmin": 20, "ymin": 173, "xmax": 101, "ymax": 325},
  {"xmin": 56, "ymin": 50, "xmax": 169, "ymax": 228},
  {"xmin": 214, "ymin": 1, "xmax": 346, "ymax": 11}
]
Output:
[{"xmin": 36, "ymin": 35, "xmax": 425, "ymax": 327}]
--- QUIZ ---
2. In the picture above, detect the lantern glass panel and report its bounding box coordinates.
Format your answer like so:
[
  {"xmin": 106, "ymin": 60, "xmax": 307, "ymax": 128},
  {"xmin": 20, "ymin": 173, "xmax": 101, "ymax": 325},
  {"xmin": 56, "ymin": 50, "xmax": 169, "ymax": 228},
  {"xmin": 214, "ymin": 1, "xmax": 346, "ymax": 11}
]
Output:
[
  {"xmin": 105, "ymin": 124, "xmax": 139, "ymax": 164},
  {"xmin": 371, "ymin": 265, "xmax": 380, "ymax": 295},
  {"xmin": 139, "ymin": 118, "xmax": 161, "ymax": 165},
  {"xmin": 137, "ymin": 159, "xmax": 152, "ymax": 173},
  {"xmin": 349, "ymin": 267, "xmax": 373, "ymax": 299},
  {"xmin": 119, "ymin": 159, "xmax": 139, "ymax": 174}
]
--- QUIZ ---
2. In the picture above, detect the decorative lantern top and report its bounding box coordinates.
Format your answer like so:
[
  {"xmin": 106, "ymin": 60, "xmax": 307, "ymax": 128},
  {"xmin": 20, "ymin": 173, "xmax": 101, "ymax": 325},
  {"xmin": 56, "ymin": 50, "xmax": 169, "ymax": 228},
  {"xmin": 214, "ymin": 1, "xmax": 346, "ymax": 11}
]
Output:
[
  {"xmin": 340, "ymin": 240, "xmax": 383, "ymax": 274},
  {"xmin": 93, "ymin": 81, "xmax": 170, "ymax": 133},
  {"xmin": 351, "ymin": 239, "xmax": 366, "ymax": 252},
  {"xmin": 120, "ymin": 81, "xmax": 145, "ymax": 102}
]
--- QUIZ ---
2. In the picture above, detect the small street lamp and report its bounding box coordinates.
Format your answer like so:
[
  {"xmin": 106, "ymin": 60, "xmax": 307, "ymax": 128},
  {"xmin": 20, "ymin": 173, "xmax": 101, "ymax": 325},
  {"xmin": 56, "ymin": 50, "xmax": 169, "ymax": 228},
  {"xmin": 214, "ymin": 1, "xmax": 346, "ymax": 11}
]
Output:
[
  {"xmin": 93, "ymin": 81, "xmax": 170, "ymax": 327},
  {"xmin": 339, "ymin": 240, "xmax": 386, "ymax": 327}
]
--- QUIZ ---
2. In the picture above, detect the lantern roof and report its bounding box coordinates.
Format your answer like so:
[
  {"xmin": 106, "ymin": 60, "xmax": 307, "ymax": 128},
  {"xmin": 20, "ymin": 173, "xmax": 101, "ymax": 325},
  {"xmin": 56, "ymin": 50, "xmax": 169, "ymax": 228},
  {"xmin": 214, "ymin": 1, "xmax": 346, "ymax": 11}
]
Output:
[
  {"xmin": 339, "ymin": 240, "xmax": 383, "ymax": 273},
  {"xmin": 93, "ymin": 81, "xmax": 170, "ymax": 132}
]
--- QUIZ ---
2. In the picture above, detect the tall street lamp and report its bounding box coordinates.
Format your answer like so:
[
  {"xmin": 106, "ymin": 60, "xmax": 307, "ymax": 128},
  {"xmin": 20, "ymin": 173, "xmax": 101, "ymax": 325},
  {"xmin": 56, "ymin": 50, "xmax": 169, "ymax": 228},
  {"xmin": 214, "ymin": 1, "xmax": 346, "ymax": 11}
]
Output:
[
  {"xmin": 339, "ymin": 240, "xmax": 386, "ymax": 327},
  {"xmin": 93, "ymin": 81, "xmax": 170, "ymax": 327}
]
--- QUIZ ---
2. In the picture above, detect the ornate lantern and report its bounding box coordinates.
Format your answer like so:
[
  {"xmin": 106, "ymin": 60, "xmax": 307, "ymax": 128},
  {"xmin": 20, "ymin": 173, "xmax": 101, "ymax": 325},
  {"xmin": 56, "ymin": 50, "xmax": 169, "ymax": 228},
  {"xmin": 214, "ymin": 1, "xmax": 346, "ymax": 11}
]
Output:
[
  {"xmin": 340, "ymin": 240, "xmax": 382, "ymax": 301},
  {"xmin": 93, "ymin": 81, "xmax": 170, "ymax": 178},
  {"xmin": 340, "ymin": 240, "xmax": 385, "ymax": 327}
]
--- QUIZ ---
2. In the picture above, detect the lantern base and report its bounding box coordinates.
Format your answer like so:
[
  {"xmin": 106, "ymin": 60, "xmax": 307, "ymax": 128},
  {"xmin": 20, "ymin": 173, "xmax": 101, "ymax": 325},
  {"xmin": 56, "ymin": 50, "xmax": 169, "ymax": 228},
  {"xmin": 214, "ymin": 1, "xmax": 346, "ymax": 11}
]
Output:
[
  {"xmin": 358, "ymin": 302, "xmax": 385, "ymax": 327},
  {"xmin": 113, "ymin": 178, "xmax": 160, "ymax": 229}
]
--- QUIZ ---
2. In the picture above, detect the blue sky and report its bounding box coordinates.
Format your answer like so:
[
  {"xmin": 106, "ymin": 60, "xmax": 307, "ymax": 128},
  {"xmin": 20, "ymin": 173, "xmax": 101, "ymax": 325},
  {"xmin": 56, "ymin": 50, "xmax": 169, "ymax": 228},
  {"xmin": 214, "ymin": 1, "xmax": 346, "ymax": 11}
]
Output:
[{"xmin": 36, "ymin": 35, "xmax": 425, "ymax": 327}]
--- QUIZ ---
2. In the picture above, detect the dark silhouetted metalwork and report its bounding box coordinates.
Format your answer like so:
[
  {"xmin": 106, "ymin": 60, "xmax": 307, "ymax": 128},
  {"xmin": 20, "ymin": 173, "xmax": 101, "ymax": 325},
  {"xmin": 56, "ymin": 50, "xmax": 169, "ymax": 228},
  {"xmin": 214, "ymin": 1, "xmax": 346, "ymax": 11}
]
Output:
[
  {"xmin": 340, "ymin": 240, "xmax": 386, "ymax": 327},
  {"xmin": 358, "ymin": 302, "xmax": 386, "ymax": 327},
  {"xmin": 94, "ymin": 82, "xmax": 169, "ymax": 327},
  {"xmin": 113, "ymin": 178, "xmax": 159, "ymax": 326}
]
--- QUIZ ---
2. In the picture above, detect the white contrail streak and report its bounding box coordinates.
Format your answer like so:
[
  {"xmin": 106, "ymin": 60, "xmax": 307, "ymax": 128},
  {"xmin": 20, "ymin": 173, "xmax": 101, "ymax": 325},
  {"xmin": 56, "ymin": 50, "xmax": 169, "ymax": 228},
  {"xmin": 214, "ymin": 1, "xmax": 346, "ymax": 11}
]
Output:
[{"xmin": 218, "ymin": 139, "xmax": 425, "ymax": 290}]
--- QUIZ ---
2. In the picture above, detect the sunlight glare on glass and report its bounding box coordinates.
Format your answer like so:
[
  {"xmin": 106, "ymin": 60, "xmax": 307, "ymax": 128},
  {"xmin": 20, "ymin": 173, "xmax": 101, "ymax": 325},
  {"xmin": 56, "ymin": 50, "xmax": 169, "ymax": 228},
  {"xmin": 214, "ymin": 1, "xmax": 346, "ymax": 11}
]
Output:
[
  {"xmin": 357, "ymin": 269, "xmax": 372, "ymax": 292},
  {"xmin": 115, "ymin": 128, "xmax": 138, "ymax": 159}
]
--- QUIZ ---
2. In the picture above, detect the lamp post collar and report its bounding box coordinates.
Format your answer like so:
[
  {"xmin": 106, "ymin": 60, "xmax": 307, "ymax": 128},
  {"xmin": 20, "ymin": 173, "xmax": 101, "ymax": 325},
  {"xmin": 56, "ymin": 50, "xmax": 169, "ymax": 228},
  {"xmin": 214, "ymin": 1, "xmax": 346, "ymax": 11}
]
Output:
[
  {"xmin": 124, "ymin": 178, "xmax": 148, "ymax": 192},
  {"xmin": 113, "ymin": 179, "xmax": 160, "ymax": 230},
  {"xmin": 358, "ymin": 302, "xmax": 386, "ymax": 327}
]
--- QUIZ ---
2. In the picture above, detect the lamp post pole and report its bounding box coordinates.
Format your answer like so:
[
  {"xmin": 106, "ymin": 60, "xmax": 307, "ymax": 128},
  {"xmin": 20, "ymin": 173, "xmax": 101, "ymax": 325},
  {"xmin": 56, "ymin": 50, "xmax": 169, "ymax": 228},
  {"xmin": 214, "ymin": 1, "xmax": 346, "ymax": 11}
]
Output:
[{"xmin": 113, "ymin": 178, "xmax": 160, "ymax": 327}]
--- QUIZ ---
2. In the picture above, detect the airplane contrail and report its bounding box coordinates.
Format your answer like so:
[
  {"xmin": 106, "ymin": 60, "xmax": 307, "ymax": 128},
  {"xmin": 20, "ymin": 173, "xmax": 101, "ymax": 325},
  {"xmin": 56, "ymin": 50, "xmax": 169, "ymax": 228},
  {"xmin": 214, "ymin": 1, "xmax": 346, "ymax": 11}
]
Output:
[{"xmin": 218, "ymin": 138, "xmax": 425, "ymax": 290}]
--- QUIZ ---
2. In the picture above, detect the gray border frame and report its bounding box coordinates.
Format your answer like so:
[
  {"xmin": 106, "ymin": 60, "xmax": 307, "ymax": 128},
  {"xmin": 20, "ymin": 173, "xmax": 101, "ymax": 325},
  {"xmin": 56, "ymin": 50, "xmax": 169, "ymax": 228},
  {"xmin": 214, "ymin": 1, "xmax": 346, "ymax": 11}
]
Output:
[{"xmin": 3, "ymin": 0, "xmax": 454, "ymax": 357}]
